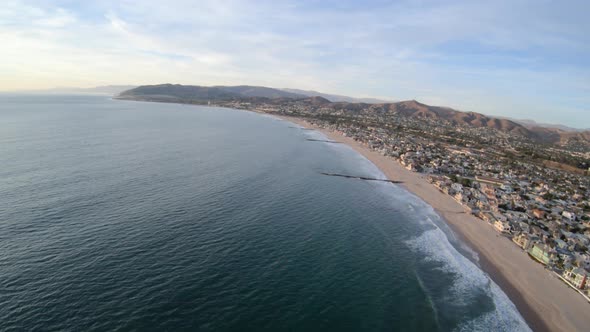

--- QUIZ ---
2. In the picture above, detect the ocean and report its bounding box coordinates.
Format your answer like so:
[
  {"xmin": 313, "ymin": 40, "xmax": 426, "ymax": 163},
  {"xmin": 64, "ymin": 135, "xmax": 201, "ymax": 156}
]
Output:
[{"xmin": 0, "ymin": 94, "xmax": 530, "ymax": 331}]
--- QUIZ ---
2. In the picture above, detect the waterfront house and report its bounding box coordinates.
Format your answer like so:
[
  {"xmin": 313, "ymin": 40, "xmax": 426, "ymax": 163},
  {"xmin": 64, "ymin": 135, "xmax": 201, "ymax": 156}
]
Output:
[
  {"xmin": 529, "ymin": 244, "xmax": 555, "ymax": 265},
  {"xmin": 564, "ymin": 267, "xmax": 588, "ymax": 290},
  {"xmin": 494, "ymin": 220, "xmax": 511, "ymax": 233},
  {"xmin": 513, "ymin": 233, "xmax": 538, "ymax": 251}
]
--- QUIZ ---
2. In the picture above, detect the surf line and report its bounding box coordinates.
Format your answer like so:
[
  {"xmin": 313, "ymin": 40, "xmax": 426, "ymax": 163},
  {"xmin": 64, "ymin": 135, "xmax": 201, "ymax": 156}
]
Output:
[{"xmin": 320, "ymin": 172, "xmax": 403, "ymax": 184}]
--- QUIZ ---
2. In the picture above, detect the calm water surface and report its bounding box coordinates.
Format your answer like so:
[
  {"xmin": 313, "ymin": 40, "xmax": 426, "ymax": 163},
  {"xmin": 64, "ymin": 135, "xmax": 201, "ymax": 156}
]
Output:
[{"xmin": 0, "ymin": 95, "xmax": 529, "ymax": 331}]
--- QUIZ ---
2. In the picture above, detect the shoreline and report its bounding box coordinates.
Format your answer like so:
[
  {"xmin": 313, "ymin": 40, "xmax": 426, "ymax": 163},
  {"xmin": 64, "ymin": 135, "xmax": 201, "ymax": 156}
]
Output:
[
  {"xmin": 111, "ymin": 99, "xmax": 589, "ymax": 331},
  {"xmin": 280, "ymin": 115, "xmax": 590, "ymax": 332}
]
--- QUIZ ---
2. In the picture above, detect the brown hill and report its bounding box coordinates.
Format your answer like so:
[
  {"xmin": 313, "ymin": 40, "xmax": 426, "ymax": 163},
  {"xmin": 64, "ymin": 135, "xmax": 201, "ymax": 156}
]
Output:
[
  {"xmin": 305, "ymin": 96, "xmax": 332, "ymax": 105},
  {"xmin": 377, "ymin": 101, "xmax": 589, "ymax": 148},
  {"xmin": 382, "ymin": 100, "xmax": 456, "ymax": 118},
  {"xmin": 560, "ymin": 130, "xmax": 590, "ymax": 143},
  {"xmin": 327, "ymin": 100, "xmax": 530, "ymax": 135},
  {"xmin": 526, "ymin": 127, "xmax": 590, "ymax": 148},
  {"xmin": 313, "ymin": 99, "xmax": 590, "ymax": 148},
  {"xmin": 449, "ymin": 112, "xmax": 530, "ymax": 135},
  {"xmin": 386, "ymin": 100, "xmax": 527, "ymax": 134}
]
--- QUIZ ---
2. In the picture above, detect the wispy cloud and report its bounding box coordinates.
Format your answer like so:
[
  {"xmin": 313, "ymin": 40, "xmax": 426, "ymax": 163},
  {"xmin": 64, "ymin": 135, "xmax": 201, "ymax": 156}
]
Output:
[{"xmin": 1, "ymin": 0, "xmax": 589, "ymax": 126}]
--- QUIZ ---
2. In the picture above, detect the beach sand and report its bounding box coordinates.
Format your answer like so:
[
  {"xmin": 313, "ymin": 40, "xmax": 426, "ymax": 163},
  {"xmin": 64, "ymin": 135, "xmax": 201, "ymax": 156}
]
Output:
[{"xmin": 282, "ymin": 116, "xmax": 590, "ymax": 332}]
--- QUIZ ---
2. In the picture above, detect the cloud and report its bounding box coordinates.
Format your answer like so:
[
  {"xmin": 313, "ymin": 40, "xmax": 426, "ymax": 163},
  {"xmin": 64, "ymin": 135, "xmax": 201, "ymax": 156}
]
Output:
[{"xmin": 1, "ymin": 0, "xmax": 589, "ymax": 127}]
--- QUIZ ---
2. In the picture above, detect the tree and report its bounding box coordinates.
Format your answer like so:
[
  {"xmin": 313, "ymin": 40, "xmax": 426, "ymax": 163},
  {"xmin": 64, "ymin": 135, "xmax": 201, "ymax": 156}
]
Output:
[{"xmin": 460, "ymin": 178, "xmax": 473, "ymax": 188}]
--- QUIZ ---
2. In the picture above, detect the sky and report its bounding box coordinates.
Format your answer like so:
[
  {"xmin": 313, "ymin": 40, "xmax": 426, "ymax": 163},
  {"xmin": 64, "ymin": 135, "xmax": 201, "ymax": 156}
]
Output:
[{"xmin": 1, "ymin": 0, "xmax": 589, "ymax": 127}]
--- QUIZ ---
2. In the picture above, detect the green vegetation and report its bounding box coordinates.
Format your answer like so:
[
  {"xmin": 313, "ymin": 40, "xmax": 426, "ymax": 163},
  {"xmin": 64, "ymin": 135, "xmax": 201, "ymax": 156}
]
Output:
[{"xmin": 460, "ymin": 178, "xmax": 473, "ymax": 187}]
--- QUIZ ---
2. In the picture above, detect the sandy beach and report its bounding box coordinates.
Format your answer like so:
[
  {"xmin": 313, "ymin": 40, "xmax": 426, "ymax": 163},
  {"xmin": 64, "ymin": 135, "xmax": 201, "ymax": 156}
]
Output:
[{"xmin": 282, "ymin": 115, "xmax": 590, "ymax": 332}]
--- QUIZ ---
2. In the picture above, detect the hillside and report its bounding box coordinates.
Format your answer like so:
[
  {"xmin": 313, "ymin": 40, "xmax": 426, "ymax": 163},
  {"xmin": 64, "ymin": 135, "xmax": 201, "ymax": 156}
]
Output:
[
  {"xmin": 449, "ymin": 111, "xmax": 530, "ymax": 136},
  {"xmin": 320, "ymin": 100, "xmax": 529, "ymax": 135},
  {"xmin": 118, "ymin": 84, "xmax": 305, "ymax": 101}
]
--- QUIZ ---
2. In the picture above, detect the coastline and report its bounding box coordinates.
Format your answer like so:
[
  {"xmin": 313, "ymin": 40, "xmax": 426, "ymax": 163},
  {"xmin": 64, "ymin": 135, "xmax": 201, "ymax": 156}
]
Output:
[{"xmin": 280, "ymin": 115, "xmax": 590, "ymax": 332}]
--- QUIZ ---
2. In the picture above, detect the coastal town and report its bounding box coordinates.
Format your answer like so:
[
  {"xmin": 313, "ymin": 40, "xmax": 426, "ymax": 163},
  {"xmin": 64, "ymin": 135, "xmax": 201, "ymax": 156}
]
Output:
[{"xmin": 220, "ymin": 98, "xmax": 590, "ymax": 303}]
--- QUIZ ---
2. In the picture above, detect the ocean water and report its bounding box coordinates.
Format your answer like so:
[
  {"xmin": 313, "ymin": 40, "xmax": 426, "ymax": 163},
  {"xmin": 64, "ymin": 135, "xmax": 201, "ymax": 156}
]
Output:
[{"xmin": 0, "ymin": 94, "xmax": 530, "ymax": 331}]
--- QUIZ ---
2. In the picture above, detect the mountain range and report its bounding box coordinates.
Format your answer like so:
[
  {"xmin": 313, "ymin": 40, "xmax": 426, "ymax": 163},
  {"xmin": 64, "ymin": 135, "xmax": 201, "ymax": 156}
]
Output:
[{"xmin": 118, "ymin": 83, "xmax": 590, "ymax": 150}]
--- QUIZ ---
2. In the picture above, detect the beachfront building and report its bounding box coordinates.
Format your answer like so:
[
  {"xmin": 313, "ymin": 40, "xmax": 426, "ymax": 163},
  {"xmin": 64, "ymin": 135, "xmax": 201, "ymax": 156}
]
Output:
[
  {"xmin": 529, "ymin": 244, "xmax": 555, "ymax": 265},
  {"xmin": 512, "ymin": 233, "xmax": 537, "ymax": 251},
  {"xmin": 564, "ymin": 267, "xmax": 588, "ymax": 289},
  {"xmin": 494, "ymin": 220, "xmax": 511, "ymax": 234}
]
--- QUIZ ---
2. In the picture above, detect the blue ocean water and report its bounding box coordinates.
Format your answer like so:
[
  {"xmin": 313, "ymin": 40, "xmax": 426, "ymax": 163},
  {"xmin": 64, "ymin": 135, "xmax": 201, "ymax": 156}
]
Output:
[{"xmin": 0, "ymin": 94, "xmax": 530, "ymax": 331}]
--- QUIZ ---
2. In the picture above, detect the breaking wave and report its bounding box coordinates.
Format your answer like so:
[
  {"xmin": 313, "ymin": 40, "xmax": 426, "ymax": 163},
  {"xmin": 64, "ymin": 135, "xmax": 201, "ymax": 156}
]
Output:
[{"xmin": 303, "ymin": 125, "xmax": 531, "ymax": 331}]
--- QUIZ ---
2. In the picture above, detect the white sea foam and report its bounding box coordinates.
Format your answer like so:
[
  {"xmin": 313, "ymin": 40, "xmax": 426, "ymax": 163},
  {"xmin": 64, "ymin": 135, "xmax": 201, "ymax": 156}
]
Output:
[
  {"xmin": 326, "ymin": 135, "xmax": 531, "ymax": 331},
  {"xmin": 257, "ymin": 113, "xmax": 284, "ymax": 121},
  {"xmin": 455, "ymin": 281, "xmax": 532, "ymax": 332},
  {"xmin": 404, "ymin": 214, "xmax": 531, "ymax": 331}
]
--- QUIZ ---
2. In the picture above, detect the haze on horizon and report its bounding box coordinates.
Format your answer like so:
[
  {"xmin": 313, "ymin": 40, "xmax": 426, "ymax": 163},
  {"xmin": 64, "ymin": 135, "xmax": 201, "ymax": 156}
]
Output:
[{"xmin": 1, "ymin": 0, "xmax": 589, "ymax": 128}]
